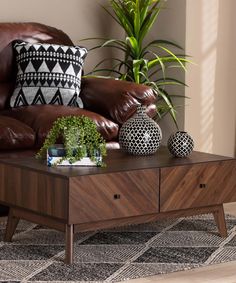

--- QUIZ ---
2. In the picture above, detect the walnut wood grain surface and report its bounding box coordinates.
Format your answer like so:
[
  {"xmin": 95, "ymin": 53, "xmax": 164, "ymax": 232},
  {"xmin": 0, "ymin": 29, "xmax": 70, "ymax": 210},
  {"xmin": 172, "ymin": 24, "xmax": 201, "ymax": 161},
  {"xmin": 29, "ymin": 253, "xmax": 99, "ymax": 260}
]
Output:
[
  {"xmin": 0, "ymin": 164, "xmax": 68, "ymax": 219},
  {"xmin": 213, "ymin": 204, "xmax": 228, "ymax": 237},
  {"xmin": 73, "ymin": 204, "xmax": 227, "ymax": 233},
  {"xmin": 160, "ymin": 160, "xmax": 236, "ymax": 212},
  {"xmin": 9, "ymin": 207, "xmax": 65, "ymax": 231},
  {"xmin": 0, "ymin": 147, "xmax": 235, "ymax": 264},
  {"xmin": 69, "ymin": 169, "xmax": 159, "ymax": 224},
  {"xmin": 4, "ymin": 208, "xmax": 20, "ymax": 242},
  {"xmin": 0, "ymin": 147, "xmax": 234, "ymax": 178}
]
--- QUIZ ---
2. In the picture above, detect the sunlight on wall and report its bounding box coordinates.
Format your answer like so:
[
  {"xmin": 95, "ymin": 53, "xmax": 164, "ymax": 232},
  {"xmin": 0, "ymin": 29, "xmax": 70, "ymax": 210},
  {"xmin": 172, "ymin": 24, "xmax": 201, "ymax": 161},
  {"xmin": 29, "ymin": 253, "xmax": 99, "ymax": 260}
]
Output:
[
  {"xmin": 185, "ymin": 0, "xmax": 235, "ymax": 156},
  {"xmin": 200, "ymin": 51, "xmax": 217, "ymax": 152},
  {"xmin": 200, "ymin": 0, "xmax": 219, "ymax": 153},
  {"xmin": 202, "ymin": 0, "xmax": 219, "ymax": 52}
]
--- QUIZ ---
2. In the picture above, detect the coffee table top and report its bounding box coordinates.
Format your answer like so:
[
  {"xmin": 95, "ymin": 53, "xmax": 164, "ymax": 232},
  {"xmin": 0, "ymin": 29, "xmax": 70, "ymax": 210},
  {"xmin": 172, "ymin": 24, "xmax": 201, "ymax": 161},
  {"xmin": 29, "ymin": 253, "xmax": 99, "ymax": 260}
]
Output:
[{"xmin": 0, "ymin": 147, "xmax": 234, "ymax": 178}]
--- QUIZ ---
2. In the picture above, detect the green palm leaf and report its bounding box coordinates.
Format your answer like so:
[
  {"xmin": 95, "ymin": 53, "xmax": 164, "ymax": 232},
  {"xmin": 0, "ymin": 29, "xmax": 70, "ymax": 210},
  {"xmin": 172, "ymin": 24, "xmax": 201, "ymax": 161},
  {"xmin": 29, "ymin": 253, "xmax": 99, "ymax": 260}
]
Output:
[
  {"xmin": 156, "ymin": 88, "xmax": 178, "ymax": 129},
  {"xmin": 110, "ymin": 1, "xmax": 134, "ymax": 36},
  {"xmin": 126, "ymin": 36, "xmax": 140, "ymax": 57},
  {"xmin": 142, "ymin": 39, "xmax": 183, "ymax": 55},
  {"xmin": 158, "ymin": 45, "xmax": 187, "ymax": 71},
  {"xmin": 155, "ymin": 77, "xmax": 188, "ymax": 87},
  {"xmin": 139, "ymin": 2, "xmax": 162, "ymax": 43},
  {"xmin": 134, "ymin": 0, "xmax": 141, "ymax": 38}
]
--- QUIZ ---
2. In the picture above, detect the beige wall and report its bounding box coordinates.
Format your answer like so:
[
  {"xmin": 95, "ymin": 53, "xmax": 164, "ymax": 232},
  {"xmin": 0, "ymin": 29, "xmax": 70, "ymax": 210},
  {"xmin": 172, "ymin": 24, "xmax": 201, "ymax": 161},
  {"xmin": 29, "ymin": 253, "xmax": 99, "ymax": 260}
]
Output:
[
  {"xmin": 151, "ymin": 0, "xmax": 186, "ymax": 142},
  {"xmin": 0, "ymin": 0, "xmax": 121, "ymax": 73},
  {"xmin": 185, "ymin": 0, "xmax": 236, "ymax": 157},
  {"xmin": 1, "ymin": 0, "xmax": 235, "ymax": 156}
]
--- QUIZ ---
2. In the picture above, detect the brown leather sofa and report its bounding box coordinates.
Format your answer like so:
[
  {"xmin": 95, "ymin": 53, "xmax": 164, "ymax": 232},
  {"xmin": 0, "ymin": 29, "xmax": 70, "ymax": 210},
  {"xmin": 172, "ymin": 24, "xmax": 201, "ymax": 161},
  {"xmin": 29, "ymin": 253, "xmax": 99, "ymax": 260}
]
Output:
[{"xmin": 0, "ymin": 22, "xmax": 157, "ymax": 216}]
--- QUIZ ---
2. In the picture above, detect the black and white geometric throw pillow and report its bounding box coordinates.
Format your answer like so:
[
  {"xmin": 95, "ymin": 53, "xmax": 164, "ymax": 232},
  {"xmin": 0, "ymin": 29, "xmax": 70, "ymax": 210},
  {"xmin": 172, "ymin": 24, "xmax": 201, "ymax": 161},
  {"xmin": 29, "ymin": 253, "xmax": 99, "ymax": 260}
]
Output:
[{"xmin": 10, "ymin": 42, "xmax": 87, "ymax": 108}]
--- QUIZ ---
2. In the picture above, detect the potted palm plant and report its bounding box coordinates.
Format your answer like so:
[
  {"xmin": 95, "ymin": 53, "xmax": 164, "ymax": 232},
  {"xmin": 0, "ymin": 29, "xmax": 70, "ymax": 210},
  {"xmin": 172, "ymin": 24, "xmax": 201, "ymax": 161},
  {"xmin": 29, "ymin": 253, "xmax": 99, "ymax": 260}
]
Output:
[{"xmin": 83, "ymin": 0, "xmax": 191, "ymax": 129}]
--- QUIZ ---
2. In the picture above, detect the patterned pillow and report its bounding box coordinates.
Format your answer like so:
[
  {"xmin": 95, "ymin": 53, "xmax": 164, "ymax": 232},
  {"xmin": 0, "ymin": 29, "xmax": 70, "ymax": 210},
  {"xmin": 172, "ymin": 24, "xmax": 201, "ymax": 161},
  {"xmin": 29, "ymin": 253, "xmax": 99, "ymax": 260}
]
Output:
[{"xmin": 10, "ymin": 42, "xmax": 87, "ymax": 108}]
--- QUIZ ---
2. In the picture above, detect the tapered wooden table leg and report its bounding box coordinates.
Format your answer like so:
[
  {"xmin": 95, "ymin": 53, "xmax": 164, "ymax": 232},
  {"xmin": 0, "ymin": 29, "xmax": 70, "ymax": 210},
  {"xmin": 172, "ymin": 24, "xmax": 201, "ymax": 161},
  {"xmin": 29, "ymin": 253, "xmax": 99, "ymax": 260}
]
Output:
[
  {"xmin": 65, "ymin": 224, "xmax": 74, "ymax": 264},
  {"xmin": 213, "ymin": 204, "xmax": 228, "ymax": 237},
  {"xmin": 4, "ymin": 208, "xmax": 20, "ymax": 242}
]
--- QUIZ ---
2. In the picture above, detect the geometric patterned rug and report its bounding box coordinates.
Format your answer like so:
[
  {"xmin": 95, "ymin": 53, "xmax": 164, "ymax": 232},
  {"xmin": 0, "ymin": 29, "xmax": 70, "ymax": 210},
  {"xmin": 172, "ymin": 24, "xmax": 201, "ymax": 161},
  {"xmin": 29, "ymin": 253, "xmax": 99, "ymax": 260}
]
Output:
[{"xmin": 0, "ymin": 214, "xmax": 236, "ymax": 282}]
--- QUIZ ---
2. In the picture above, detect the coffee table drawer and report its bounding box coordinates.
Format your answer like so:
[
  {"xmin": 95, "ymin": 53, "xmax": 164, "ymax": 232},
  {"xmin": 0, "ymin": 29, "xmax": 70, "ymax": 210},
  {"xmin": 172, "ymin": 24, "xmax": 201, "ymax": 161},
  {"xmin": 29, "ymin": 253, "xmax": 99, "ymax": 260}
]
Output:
[
  {"xmin": 160, "ymin": 160, "xmax": 236, "ymax": 212},
  {"xmin": 0, "ymin": 164, "xmax": 68, "ymax": 220},
  {"xmin": 69, "ymin": 169, "xmax": 159, "ymax": 223}
]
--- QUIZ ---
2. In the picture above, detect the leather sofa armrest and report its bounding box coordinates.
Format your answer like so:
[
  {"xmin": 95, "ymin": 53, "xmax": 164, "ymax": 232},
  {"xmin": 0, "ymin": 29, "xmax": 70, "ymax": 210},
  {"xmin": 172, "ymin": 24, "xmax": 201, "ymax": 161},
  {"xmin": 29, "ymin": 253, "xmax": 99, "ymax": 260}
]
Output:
[
  {"xmin": 80, "ymin": 77, "xmax": 157, "ymax": 124},
  {"xmin": 2, "ymin": 105, "xmax": 119, "ymax": 147}
]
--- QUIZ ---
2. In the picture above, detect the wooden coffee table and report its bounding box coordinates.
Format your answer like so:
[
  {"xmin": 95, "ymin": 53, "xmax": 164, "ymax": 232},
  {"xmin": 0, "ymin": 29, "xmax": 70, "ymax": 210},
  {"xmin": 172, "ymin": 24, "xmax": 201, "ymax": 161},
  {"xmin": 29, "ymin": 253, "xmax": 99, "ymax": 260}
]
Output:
[{"xmin": 0, "ymin": 147, "xmax": 235, "ymax": 264}]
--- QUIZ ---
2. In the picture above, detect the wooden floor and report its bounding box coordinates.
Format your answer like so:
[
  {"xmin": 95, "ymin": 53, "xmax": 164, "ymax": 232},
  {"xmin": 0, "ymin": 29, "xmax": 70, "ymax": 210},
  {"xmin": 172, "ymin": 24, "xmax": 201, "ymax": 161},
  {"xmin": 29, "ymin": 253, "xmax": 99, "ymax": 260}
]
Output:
[
  {"xmin": 0, "ymin": 203, "xmax": 235, "ymax": 282},
  {"xmin": 123, "ymin": 202, "xmax": 236, "ymax": 283}
]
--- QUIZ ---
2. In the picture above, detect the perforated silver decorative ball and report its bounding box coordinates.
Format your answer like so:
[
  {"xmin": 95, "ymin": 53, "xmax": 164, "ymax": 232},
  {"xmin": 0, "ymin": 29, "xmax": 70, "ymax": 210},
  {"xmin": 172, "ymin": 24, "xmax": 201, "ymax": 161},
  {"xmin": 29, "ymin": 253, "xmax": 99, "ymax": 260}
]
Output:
[
  {"xmin": 167, "ymin": 131, "xmax": 194, "ymax": 157},
  {"xmin": 119, "ymin": 105, "xmax": 162, "ymax": 155}
]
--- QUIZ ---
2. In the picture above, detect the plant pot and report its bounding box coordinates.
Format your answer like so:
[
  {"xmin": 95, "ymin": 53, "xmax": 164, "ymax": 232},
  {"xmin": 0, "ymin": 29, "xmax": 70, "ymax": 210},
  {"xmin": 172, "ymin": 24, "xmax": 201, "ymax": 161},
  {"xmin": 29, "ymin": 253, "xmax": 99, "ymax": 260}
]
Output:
[{"xmin": 47, "ymin": 144, "xmax": 102, "ymax": 166}]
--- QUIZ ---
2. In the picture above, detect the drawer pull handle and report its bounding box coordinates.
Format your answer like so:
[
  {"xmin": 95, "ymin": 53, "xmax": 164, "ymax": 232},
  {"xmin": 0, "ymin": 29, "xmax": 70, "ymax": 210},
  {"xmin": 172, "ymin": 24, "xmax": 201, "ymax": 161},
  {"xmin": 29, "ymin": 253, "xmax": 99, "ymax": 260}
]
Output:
[
  {"xmin": 114, "ymin": 194, "xmax": 121, "ymax": 200},
  {"xmin": 199, "ymin": 183, "xmax": 207, "ymax": 189}
]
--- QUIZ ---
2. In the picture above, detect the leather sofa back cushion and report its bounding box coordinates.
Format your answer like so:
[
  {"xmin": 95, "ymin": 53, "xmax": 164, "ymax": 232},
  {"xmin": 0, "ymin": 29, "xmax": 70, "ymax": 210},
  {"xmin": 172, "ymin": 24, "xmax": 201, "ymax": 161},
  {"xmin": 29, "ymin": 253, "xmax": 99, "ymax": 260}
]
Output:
[
  {"xmin": 2, "ymin": 105, "xmax": 119, "ymax": 147},
  {"xmin": 0, "ymin": 116, "xmax": 35, "ymax": 149},
  {"xmin": 80, "ymin": 77, "xmax": 157, "ymax": 124},
  {"xmin": 0, "ymin": 22, "xmax": 74, "ymax": 110}
]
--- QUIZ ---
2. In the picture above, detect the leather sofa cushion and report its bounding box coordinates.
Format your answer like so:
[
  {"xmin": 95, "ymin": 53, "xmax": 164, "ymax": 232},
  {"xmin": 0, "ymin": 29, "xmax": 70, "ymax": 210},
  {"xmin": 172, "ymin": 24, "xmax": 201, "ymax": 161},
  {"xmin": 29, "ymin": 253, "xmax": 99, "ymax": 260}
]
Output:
[
  {"xmin": 0, "ymin": 116, "xmax": 35, "ymax": 149},
  {"xmin": 80, "ymin": 77, "xmax": 157, "ymax": 124},
  {"xmin": 2, "ymin": 105, "xmax": 119, "ymax": 147}
]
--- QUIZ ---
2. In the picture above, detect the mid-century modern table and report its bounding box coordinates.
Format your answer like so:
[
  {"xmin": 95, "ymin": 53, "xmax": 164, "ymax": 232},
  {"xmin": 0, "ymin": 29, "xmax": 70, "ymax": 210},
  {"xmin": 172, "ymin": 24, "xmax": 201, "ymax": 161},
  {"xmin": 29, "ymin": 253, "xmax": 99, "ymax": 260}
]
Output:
[{"xmin": 0, "ymin": 147, "xmax": 235, "ymax": 264}]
